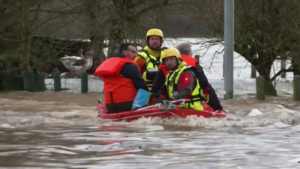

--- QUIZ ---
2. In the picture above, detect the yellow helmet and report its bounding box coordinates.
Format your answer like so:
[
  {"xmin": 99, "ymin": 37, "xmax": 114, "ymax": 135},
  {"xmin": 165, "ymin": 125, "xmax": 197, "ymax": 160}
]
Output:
[
  {"xmin": 146, "ymin": 28, "xmax": 164, "ymax": 42},
  {"xmin": 161, "ymin": 48, "xmax": 180, "ymax": 60}
]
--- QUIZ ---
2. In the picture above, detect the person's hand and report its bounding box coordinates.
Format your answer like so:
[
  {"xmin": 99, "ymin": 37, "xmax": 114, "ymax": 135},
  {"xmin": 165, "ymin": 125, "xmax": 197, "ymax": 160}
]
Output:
[{"xmin": 203, "ymin": 87, "xmax": 210, "ymax": 95}]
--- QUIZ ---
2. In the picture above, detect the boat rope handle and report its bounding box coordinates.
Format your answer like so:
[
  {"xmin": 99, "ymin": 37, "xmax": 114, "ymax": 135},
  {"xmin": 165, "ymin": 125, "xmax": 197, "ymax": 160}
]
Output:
[
  {"xmin": 167, "ymin": 111, "xmax": 183, "ymax": 118},
  {"xmin": 157, "ymin": 100, "xmax": 176, "ymax": 110}
]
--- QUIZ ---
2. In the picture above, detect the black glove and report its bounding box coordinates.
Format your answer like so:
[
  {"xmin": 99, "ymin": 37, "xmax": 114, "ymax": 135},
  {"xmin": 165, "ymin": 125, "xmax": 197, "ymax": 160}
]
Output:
[{"xmin": 150, "ymin": 93, "xmax": 160, "ymax": 99}]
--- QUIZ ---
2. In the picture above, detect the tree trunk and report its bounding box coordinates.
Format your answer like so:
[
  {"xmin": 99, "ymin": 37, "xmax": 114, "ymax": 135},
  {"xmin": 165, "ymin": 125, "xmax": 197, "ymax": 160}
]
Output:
[
  {"xmin": 107, "ymin": 17, "xmax": 124, "ymax": 58},
  {"xmin": 90, "ymin": 36, "xmax": 105, "ymax": 63},
  {"xmin": 281, "ymin": 59, "xmax": 286, "ymax": 78},
  {"xmin": 292, "ymin": 56, "xmax": 300, "ymax": 77},
  {"xmin": 19, "ymin": 0, "xmax": 32, "ymax": 90},
  {"xmin": 264, "ymin": 80, "xmax": 277, "ymax": 96},
  {"xmin": 256, "ymin": 60, "xmax": 277, "ymax": 96},
  {"xmin": 0, "ymin": 1, "xmax": 18, "ymax": 33},
  {"xmin": 89, "ymin": 1, "xmax": 106, "ymax": 67},
  {"xmin": 251, "ymin": 64, "xmax": 256, "ymax": 78}
]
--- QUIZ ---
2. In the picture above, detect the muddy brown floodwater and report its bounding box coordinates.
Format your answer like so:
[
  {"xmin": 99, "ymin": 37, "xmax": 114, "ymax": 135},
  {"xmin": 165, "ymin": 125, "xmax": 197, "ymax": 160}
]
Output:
[
  {"xmin": 1, "ymin": 91, "xmax": 300, "ymax": 168},
  {"xmin": 0, "ymin": 91, "xmax": 298, "ymax": 112},
  {"xmin": 0, "ymin": 91, "xmax": 103, "ymax": 112}
]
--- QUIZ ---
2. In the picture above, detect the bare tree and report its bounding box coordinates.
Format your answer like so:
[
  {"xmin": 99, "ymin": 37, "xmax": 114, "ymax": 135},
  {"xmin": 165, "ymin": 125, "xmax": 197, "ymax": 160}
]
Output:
[
  {"xmin": 233, "ymin": 0, "xmax": 300, "ymax": 95},
  {"xmin": 1, "ymin": 0, "xmax": 93, "ymax": 89},
  {"xmin": 187, "ymin": 0, "xmax": 300, "ymax": 96},
  {"xmin": 1, "ymin": 0, "xmax": 230, "ymax": 90},
  {"xmin": 103, "ymin": 0, "xmax": 179, "ymax": 57},
  {"xmin": 87, "ymin": 0, "xmax": 109, "ymax": 64}
]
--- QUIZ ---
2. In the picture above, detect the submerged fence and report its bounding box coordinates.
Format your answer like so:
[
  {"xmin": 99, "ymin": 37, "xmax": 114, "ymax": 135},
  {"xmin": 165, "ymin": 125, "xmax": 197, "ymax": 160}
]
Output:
[
  {"xmin": 256, "ymin": 75, "xmax": 300, "ymax": 101},
  {"xmin": 45, "ymin": 72, "xmax": 103, "ymax": 93},
  {"xmin": 0, "ymin": 70, "xmax": 46, "ymax": 92},
  {"xmin": 0, "ymin": 70, "xmax": 102, "ymax": 93},
  {"xmin": 1, "ymin": 69, "xmax": 299, "ymax": 101},
  {"xmin": 52, "ymin": 72, "xmax": 89, "ymax": 93}
]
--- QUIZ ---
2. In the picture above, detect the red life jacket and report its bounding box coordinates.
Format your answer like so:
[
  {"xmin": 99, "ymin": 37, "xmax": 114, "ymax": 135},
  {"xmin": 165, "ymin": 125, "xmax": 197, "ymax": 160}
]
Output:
[
  {"xmin": 94, "ymin": 57, "xmax": 139, "ymax": 104},
  {"xmin": 181, "ymin": 54, "xmax": 198, "ymax": 67},
  {"xmin": 159, "ymin": 54, "xmax": 198, "ymax": 77}
]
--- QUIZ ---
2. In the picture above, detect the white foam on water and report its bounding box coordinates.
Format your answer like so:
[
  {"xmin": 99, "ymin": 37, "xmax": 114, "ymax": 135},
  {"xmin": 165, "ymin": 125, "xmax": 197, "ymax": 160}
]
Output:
[
  {"xmin": 1, "ymin": 99, "xmax": 299, "ymax": 129},
  {"xmin": 248, "ymin": 109, "xmax": 263, "ymax": 117},
  {"xmin": 105, "ymin": 104, "xmax": 300, "ymax": 128}
]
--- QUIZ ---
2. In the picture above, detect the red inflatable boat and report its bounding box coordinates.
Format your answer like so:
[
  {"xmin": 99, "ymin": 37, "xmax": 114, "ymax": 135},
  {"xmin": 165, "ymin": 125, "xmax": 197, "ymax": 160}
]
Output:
[{"xmin": 97, "ymin": 99, "xmax": 226, "ymax": 122}]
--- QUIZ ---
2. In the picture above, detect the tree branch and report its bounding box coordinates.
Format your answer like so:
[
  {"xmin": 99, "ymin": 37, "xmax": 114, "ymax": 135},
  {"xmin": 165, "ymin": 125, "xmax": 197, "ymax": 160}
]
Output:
[
  {"xmin": 29, "ymin": 9, "xmax": 81, "ymax": 14},
  {"xmin": 134, "ymin": 0, "xmax": 169, "ymax": 18},
  {"xmin": 270, "ymin": 66, "xmax": 294, "ymax": 81}
]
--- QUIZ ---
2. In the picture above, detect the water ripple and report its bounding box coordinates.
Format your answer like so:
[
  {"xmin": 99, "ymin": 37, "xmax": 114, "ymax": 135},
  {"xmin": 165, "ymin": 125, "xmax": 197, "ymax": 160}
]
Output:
[{"xmin": 0, "ymin": 124, "xmax": 299, "ymax": 168}]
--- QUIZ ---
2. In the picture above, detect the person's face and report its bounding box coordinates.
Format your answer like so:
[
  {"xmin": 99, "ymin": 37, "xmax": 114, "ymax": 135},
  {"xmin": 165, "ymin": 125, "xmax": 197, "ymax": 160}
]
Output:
[
  {"xmin": 148, "ymin": 36, "xmax": 162, "ymax": 51},
  {"xmin": 163, "ymin": 56, "xmax": 178, "ymax": 70},
  {"xmin": 123, "ymin": 45, "xmax": 137, "ymax": 60}
]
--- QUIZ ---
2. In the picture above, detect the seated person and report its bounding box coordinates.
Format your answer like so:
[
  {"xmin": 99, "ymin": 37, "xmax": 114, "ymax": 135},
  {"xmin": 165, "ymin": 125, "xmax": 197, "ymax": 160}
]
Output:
[
  {"xmin": 94, "ymin": 43, "xmax": 148, "ymax": 113},
  {"xmin": 150, "ymin": 42, "xmax": 224, "ymax": 112},
  {"xmin": 135, "ymin": 28, "xmax": 166, "ymax": 91},
  {"xmin": 157, "ymin": 48, "xmax": 207, "ymax": 111}
]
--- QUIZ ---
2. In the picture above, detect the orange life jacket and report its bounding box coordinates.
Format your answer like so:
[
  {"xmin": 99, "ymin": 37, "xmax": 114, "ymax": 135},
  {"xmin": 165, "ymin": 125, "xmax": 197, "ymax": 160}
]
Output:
[
  {"xmin": 94, "ymin": 57, "xmax": 139, "ymax": 104},
  {"xmin": 181, "ymin": 54, "xmax": 198, "ymax": 67},
  {"xmin": 159, "ymin": 54, "xmax": 198, "ymax": 77}
]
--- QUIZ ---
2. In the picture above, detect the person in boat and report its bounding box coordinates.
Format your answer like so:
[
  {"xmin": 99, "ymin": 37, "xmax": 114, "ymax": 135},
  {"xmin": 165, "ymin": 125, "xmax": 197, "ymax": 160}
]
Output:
[
  {"xmin": 150, "ymin": 42, "xmax": 224, "ymax": 112},
  {"xmin": 152, "ymin": 48, "xmax": 213, "ymax": 111},
  {"xmin": 135, "ymin": 28, "xmax": 168, "ymax": 91},
  {"xmin": 156, "ymin": 48, "xmax": 206, "ymax": 111},
  {"xmin": 94, "ymin": 43, "xmax": 148, "ymax": 113}
]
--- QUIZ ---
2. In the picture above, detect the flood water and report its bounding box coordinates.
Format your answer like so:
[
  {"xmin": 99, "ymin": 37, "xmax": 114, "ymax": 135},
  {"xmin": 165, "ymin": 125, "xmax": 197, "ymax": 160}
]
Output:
[
  {"xmin": 1, "ymin": 123, "xmax": 300, "ymax": 169},
  {"xmin": 1, "ymin": 79, "xmax": 300, "ymax": 168}
]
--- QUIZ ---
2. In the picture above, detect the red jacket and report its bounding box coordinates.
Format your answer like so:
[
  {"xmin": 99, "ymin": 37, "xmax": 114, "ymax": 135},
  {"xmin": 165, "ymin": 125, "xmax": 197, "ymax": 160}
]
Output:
[{"xmin": 94, "ymin": 57, "xmax": 139, "ymax": 103}]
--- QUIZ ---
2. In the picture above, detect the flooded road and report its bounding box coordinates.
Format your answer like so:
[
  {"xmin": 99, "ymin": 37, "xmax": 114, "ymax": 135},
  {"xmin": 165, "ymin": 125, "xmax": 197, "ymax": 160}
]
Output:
[{"xmin": 0, "ymin": 91, "xmax": 300, "ymax": 168}]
